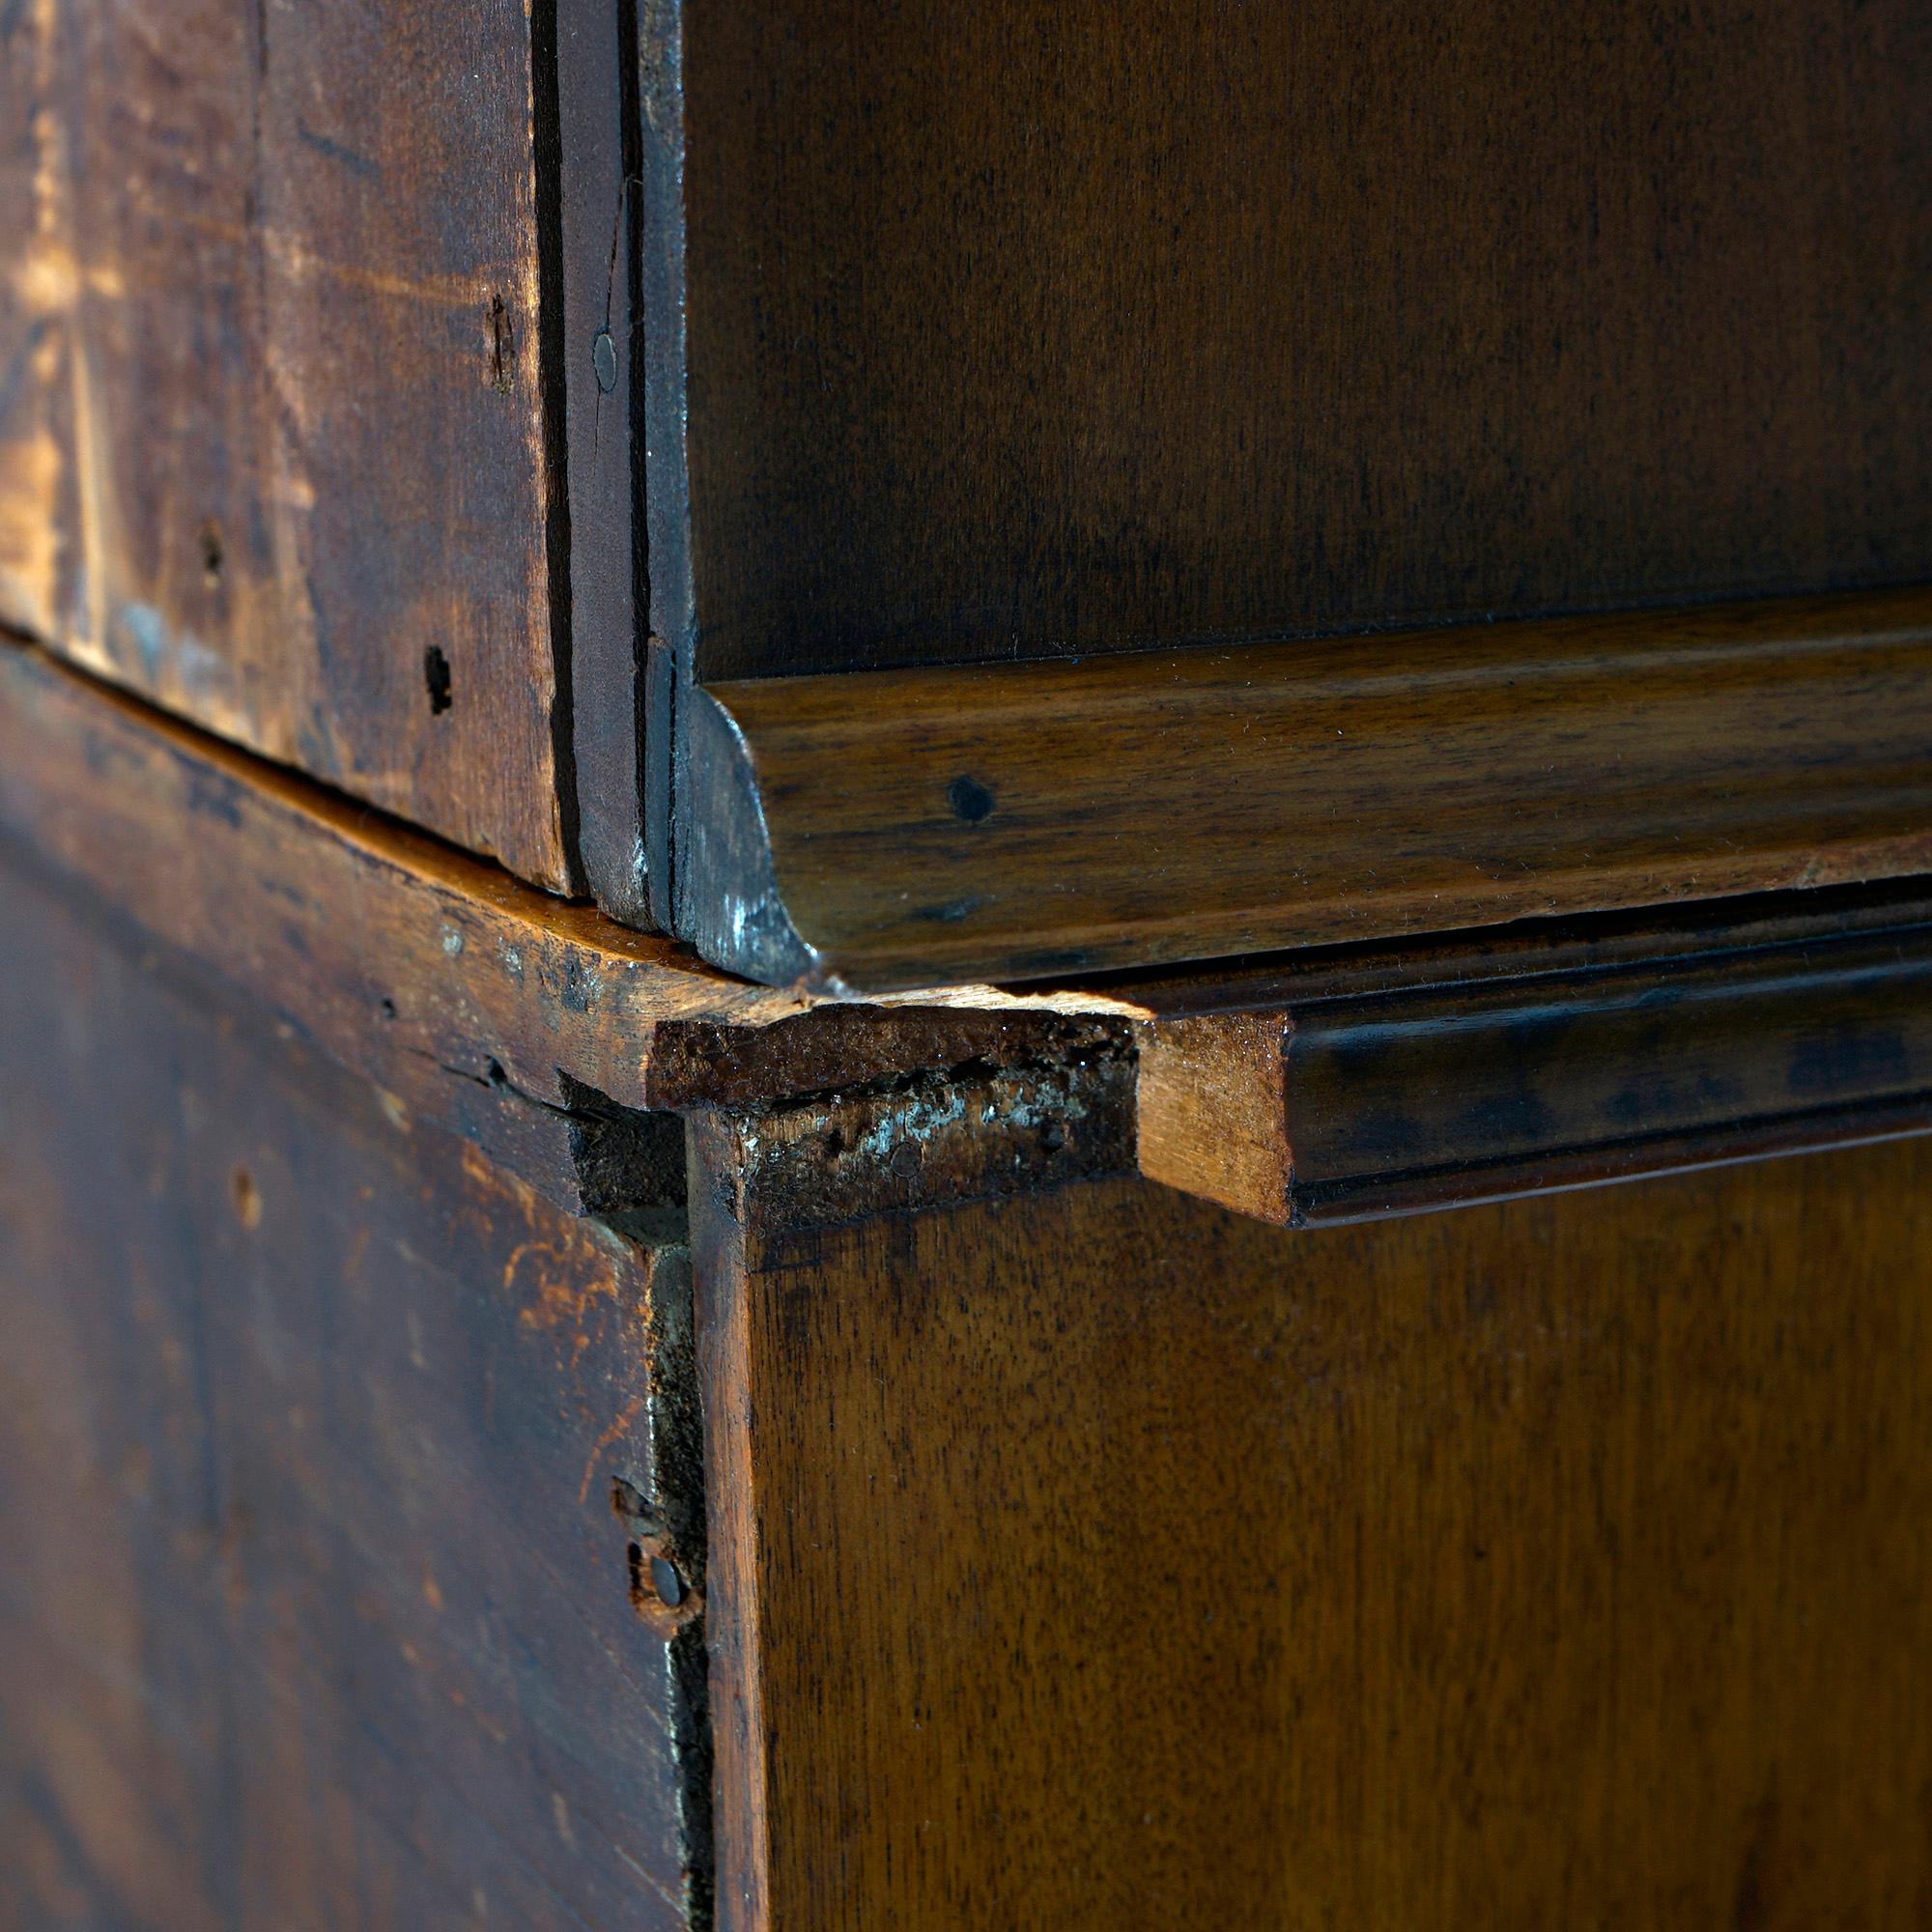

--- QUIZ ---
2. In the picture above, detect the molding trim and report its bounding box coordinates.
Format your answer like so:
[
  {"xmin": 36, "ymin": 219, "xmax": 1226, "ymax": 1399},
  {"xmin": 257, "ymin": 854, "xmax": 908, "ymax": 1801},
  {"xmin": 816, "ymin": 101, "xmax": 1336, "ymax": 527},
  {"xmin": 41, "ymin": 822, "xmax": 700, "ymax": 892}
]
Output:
[
  {"xmin": 1134, "ymin": 883, "xmax": 1932, "ymax": 1225},
  {"xmin": 681, "ymin": 588, "xmax": 1932, "ymax": 991}
]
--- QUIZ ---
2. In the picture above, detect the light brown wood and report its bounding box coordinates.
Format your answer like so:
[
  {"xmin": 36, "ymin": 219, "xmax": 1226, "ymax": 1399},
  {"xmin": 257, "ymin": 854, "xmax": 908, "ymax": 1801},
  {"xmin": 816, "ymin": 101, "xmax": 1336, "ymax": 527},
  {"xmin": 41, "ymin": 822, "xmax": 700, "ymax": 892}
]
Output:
[
  {"xmin": 693, "ymin": 1122, "xmax": 1932, "ymax": 1930},
  {"xmin": 1136, "ymin": 1010, "xmax": 1291, "ymax": 1217},
  {"xmin": 686, "ymin": 588, "xmax": 1932, "ymax": 987}
]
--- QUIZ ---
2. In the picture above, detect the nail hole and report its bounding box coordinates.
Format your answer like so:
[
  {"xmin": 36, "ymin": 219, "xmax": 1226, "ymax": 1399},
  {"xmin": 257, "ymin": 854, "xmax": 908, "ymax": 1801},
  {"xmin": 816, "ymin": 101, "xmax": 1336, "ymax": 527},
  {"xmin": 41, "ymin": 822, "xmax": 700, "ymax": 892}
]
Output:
[
  {"xmin": 948, "ymin": 775, "xmax": 995, "ymax": 824},
  {"xmin": 378, "ymin": 996, "xmax": 398, "ymax": 1021},
  {"xmin": 824, "ymin": 1127, "xmax": 847, "ymax": 1157},
  {"xmin": 200, "ymin": 520, "xmax": 224, "ymax": 587},
  {"xmin": 230, "ymin": 1166, "xmax": 262, "ymax": 1229},
  {"xmin": 424, "ymin": 646, "xmax": 453, "ymax": 715}
]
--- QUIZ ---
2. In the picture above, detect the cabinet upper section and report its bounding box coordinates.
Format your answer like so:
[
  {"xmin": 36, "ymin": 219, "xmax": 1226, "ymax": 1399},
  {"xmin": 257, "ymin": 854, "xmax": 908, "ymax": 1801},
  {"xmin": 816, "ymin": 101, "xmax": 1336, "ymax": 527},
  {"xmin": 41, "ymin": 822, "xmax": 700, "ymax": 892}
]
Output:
[
  {"xmin": 5, "ymin": 1, "xmax": 1931, "ymax": 986},
  {"xmin": 657, "ymin": 0, "xmax": 1932, "ymax": 681}
]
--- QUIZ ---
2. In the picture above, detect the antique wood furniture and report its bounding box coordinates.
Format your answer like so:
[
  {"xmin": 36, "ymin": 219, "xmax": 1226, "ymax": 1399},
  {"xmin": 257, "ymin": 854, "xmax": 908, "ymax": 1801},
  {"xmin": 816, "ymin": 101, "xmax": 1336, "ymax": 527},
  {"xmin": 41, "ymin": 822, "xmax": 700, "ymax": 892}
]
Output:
[
  {"xmin": 4, "ymin": 2, "xmax": 1932, "ymax": 1927},
  {"xmin": 8, "ymin": 0, "xmax": 1932, "ymax": 984},
  {"xmin": 9, "ymin": 624, "xmax": 1932, "ymax": 1930}
]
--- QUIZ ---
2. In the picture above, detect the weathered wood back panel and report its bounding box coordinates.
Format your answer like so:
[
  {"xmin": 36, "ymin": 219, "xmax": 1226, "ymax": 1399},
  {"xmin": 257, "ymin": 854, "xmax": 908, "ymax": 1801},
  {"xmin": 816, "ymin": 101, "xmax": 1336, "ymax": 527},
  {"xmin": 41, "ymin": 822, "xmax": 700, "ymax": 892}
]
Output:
[
  {"xmin": 657, "ymin": 0, "xmax": 1932, "ymax": 680},
  {"xmin": 0, "ymin": 858, "xmax": 700, "ymax": 1928},
  {"xmin": 697, "ymin": 1126, "xmax": 1932, "ymax": 1928},
  {"xmin": 0, "ymin": 0, "xmax": 576, "ymax": 887}
]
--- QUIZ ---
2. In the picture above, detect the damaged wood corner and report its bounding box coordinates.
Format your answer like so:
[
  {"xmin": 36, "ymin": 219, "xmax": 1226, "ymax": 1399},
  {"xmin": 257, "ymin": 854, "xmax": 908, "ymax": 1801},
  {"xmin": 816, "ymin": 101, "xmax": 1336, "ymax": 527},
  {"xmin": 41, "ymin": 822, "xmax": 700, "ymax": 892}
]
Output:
[{"xmin": 689, "ymin": 1039, "xmax": 1140, "ymax": 1251}]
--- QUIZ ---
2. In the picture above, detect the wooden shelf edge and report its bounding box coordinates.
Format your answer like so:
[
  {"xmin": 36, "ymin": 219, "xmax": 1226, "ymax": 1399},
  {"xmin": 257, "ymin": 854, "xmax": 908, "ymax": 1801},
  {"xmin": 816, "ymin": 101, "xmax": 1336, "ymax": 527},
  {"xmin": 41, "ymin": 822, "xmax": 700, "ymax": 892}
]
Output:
[
  {"xmin": 1136, "ymin": 889, "xmax": 1932, "ymax": 1226},
  {"xmin": 679, "ymin": 587, "xmax": 1932, "ymax": 992},
  {"xmin": 0, "ymin": 638, "xmax": 1130, "ymax": 1137}
]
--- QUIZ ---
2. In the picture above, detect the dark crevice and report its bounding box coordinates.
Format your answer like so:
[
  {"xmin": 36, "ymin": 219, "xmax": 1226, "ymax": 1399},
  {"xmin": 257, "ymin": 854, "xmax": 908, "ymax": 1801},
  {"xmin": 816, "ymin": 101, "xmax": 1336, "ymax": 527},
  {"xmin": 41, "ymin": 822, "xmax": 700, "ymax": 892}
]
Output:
[
  {"xmin": 422, "ymin": 1051, "xmax": 688, "ymax": 1228},
  {"xmin": 444, "ymin": 1040, "xmax": 710, "ymax": 1921},
  {"xmin": 423, "ymin": 645, "xmax": 453, "ymax": 715},
  {"xmin": 668, "ymin": 1622, "xmax": 714, "ymax": 1932},
  {"xmin": 488, "ymin": 293, "xmax": 515, "ymax": 391},
  {"xmin": 528, "ymin": 0, "xmax": 587, "ymax": 895},
  {"xmin": 617, "ymin": 0, "xmax": 652, "ymax": 918}
]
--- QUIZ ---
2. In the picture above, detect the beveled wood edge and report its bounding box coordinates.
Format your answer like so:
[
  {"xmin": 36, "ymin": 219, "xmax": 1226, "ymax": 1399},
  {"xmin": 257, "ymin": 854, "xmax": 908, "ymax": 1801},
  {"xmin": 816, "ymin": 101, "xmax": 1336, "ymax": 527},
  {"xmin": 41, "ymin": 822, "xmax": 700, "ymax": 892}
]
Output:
[
  {"xmin": 1137, "ymin": 894, "xmax": 1932, "ymax": 1225},
  {"xmin": 679, "ymin": 586, "xmax": 1932, "ymax": 992}
]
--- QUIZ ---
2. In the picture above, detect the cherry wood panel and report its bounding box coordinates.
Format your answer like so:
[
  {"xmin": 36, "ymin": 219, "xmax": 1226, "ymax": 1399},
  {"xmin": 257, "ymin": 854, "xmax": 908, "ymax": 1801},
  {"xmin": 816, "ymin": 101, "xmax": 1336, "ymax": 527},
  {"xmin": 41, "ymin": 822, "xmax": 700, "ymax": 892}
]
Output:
[
  {"xmin": 0, "ymin": 855, "xmax": 702, "ymax": 1928},
  {"xmin": 0, "ymin": 0, "xmax": 578, "ymax": 886},
  {"xmin": 653, "ymin": 0, "xmax": 1932, "ymax": 681},
  {"xmin": 694, "ymin": 1122, "xmax": 1932, "ymax": 1930},
  {"xmin": 687, "ymin": 588, "xmax": 1932, "ymax": 987}
]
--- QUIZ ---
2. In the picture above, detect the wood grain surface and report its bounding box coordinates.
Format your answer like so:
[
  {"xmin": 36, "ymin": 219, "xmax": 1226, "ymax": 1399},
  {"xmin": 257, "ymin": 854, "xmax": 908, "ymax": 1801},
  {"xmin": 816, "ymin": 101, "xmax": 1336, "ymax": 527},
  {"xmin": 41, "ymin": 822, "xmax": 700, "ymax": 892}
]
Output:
[
  {"xmin": 689, "ymin": 588, "xmax": 1932, "ymax": 987},
  {"xmin": 0, "ymin": 855, "xmax": 702, "ymax": 1928},
  {"xmin": 0, "ymin": 0, "xmax": 576, "ymax": 885},
  {"xmin": 0, "ymin": 637, "xmax": 1129, "ymax": 1166},
  {"xmin": 694, "ymin": 1126, "xmax": 1932, "ymax": 1930},
  {"xmin": 1137, "ymin": 882, "xmax": 1932, "ymax": 1223},
  {"xmin": 656, "ymin": 0, "xmax": 1932, "ymax": 681}
]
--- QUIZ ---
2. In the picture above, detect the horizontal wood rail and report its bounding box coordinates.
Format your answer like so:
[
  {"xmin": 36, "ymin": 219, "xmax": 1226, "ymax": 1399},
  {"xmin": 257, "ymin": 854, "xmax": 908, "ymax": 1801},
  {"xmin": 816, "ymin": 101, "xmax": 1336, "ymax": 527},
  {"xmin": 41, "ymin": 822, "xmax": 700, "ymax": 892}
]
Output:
[
  {"xmin": 18, "ymin": 624, "xmax": 1932, "ymax": 1236},
  {"xmin": 685, "ymin": 588, "xmax": 1932, "ymax": 991},
  {"xmin": 1132, "ymin": 884, "xmax": 1932, "ymax": 1225},
  {"xmin": 0, "ymin": 638, "xmax": 1128, "ymax": 1181}
]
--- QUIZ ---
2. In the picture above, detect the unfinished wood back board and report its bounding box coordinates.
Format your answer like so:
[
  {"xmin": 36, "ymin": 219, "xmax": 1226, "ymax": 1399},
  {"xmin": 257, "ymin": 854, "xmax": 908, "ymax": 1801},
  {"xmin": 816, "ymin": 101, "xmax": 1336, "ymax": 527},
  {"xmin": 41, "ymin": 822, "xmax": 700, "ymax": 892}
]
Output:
[{"xmin": 0, "ymin": 0, "xmax": 648, "ymax": 895}]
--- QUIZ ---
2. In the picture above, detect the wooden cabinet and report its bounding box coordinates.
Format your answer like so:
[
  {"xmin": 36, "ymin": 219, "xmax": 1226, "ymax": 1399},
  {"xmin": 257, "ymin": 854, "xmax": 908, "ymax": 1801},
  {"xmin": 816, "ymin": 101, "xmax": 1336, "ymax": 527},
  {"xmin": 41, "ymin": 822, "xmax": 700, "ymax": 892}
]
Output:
[
  {"xmin": 3, "ymin": 5, "xmax": 1932, "ymax": 1926},
  {"xmin": 7, "ymin": 634, "xmax": 1932, "ymax": 1928},
  {"xmin": 6, "ymin": 2, "xmax": 1931, "ymax": 987}
]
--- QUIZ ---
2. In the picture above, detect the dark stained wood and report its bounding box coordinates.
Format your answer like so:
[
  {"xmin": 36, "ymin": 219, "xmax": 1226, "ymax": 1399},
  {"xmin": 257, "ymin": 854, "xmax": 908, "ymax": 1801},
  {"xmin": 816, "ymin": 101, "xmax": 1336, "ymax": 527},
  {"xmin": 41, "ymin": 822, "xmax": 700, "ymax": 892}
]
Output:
[
  {"xmin": 685, "ymin": 588, "xmax": 1932, "ymax": 987},
  {"xmin": 1136, "ymin": 882, "xmax": 1932, "ymax": 1224},
  {"xmin": 654, "ymin": 0, "xmax": 1932, "ymax": 682},
  {"xmin": 0, "ymin": 636, "xmax": 1130, "ymax": 1167},
  {"xmin": 0, "ymin": 854, "xmax": 701, "ymax": 1928},
  {"xmin": 692, "ymin": 1119, "xmax": 1932, "ymax": 1930},
  {"xmin": 0, "ymin": 0, "xmax": 577, "ymax": 887}
]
